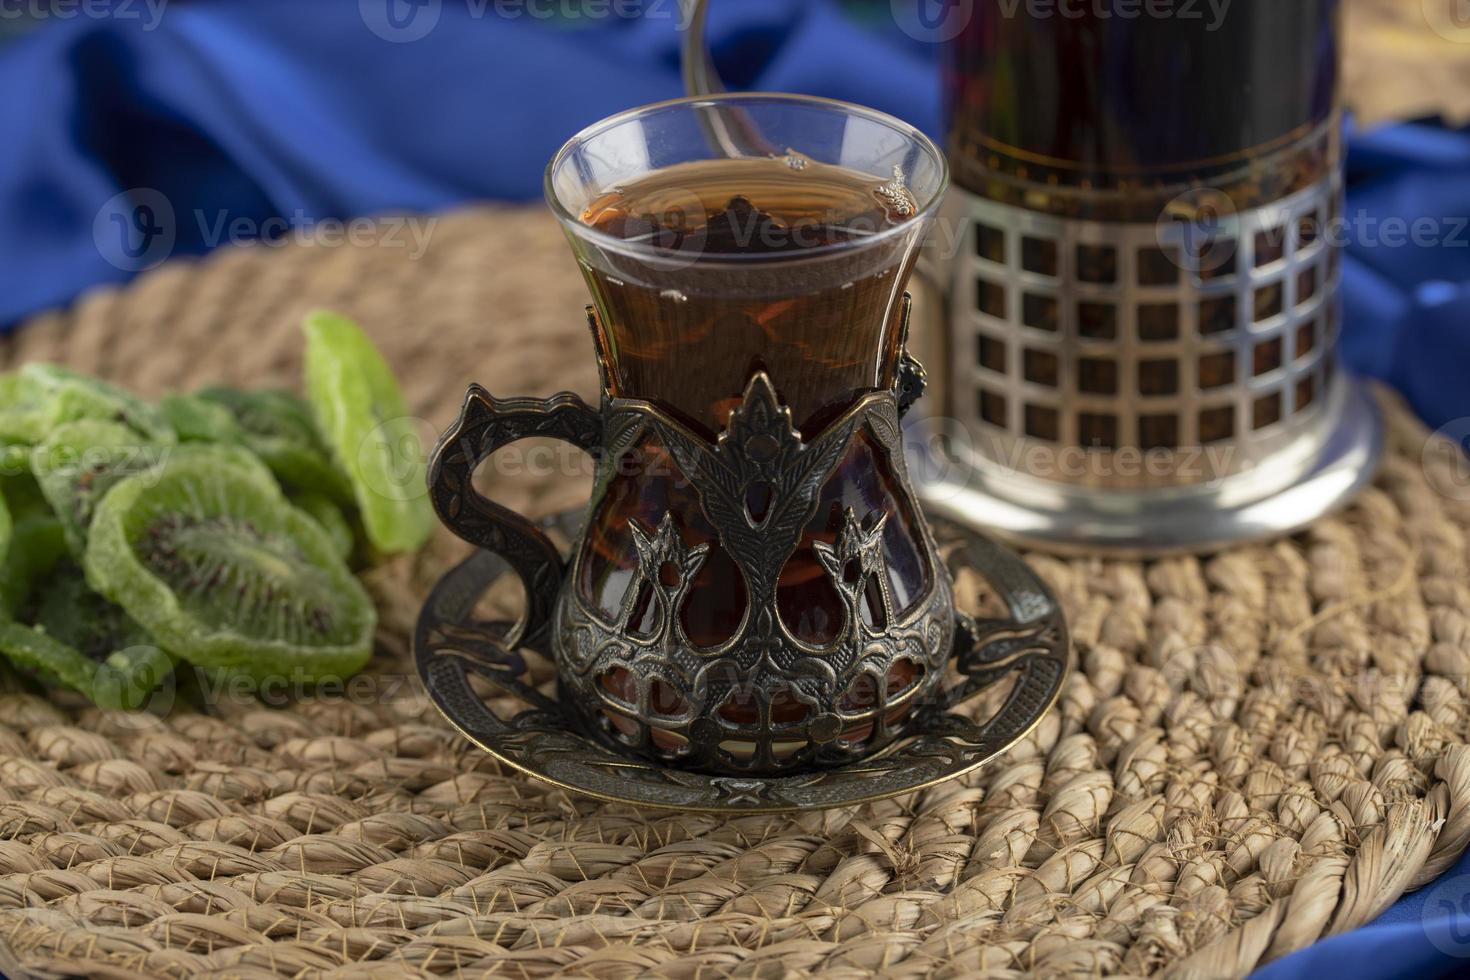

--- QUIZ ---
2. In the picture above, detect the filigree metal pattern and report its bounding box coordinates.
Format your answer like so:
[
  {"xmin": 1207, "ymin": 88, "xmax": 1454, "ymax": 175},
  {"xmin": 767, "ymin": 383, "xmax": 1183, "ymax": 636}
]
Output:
[
  {"xmin": 554, "ymin": 374, "xmax": 956, "ymax": 775},
  {"xmin": 948, "ymin": 174, "xmax": 1343, "ymax": 488},
  {"xmin": 423, "ymin": 300, "xmax": 1062, "ymax": 784},
  {"xmin": 415, "ymin": 518, "xmax": 1070, "ymax": 813}
]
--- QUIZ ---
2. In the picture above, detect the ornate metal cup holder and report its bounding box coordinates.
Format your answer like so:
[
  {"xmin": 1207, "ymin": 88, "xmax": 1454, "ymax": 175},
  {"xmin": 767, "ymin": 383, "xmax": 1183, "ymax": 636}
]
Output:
[{"xmin": 415, "ymin": 515, "xmax": 1070, "ymax": 813}]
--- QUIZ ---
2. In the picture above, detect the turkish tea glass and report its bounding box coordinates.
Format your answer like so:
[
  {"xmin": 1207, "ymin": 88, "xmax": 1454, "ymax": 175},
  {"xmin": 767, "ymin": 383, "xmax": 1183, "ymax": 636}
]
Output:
[{"xmin": 432, "ymin": 94, "xmax": 954, "ymax": 776}]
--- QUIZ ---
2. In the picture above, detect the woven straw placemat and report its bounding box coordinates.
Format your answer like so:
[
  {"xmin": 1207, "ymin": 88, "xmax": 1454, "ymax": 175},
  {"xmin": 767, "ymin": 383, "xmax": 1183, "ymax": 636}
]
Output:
[{"xmin": 0, "ymin": 206, "xmax": 1467, "ymax": 979}]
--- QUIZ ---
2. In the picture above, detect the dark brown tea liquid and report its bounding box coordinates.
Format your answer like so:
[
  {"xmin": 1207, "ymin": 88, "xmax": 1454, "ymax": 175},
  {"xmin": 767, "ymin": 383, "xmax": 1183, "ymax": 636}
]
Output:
[
  {"xmin": 577, "ymin": 154, "xmax": 918, "ymax": 436},
  {"xmin": 568, "ymin": 155, "xmax": 935, "ymax": 763},
  {"xmin": 942, "ymin": 1, "xmax": 1340, "ymax": 219}
]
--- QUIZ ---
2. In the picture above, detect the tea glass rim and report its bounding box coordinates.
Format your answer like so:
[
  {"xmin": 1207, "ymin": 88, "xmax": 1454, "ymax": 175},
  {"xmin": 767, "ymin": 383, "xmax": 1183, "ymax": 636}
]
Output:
[{"xmin": 542, "ymin": 91, "xmax": 949, "ymax": 265}]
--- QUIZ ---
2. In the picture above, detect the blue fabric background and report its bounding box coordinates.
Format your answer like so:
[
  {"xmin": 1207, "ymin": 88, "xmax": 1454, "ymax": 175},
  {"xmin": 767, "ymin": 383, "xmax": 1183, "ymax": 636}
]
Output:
[{"xmin": 0, "ymin": 2, "xmax": 1466, "ymax": 975}]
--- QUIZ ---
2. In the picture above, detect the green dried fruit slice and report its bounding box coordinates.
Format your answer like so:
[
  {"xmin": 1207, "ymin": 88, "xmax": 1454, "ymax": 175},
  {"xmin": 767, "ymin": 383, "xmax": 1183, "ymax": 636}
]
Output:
[
  {"xmin": 303, "ymin": 311, "xmax": 434, "ymax": 555},
  {"xmin": 33, "ymin": 421, "xmax": 273, "ymax": 557},
  {"xmin": 0, "ymin": 511, "xmax": 66, "ymax": 618},
  {"xmin": 0, "ymin": 374, "xmax": 51, "ymax": 443},
  {"xmin": 10, "ymin": 559, "xmax": 174, "ymax": 709},
  {"xmin": 0, "ymin": 620, "xmax": 171, "ymax": 711},
  {"xmin": 161, "ymin": 393, "xmax": 243, "ymax": 443},
  {"xmin": 33, "ymin": 560, "xmax": 157, "ymax": 658},
  {"xmin": 0, "ymin": 487, "xmax": 10, "ymax": 571},
  {"xmin": 0, "ymin": 440, "xmax": 52, "ymax": 520},
  {"xmin": 197, "ymin": 386, "xmax": 352, "ymax": 501},
  {"xmin": 33, "ymin": 420, "xmax": 172, "ymax": 556},
  {"xmin": 291, "ymin": 492, "xmax": 356, "ymax": 562},
  {"xmin": 84, "ymin": 450, "xmax": 376, "ymax": 683},
  {"xmin": 3, "ymin": 365, "xmax": 174, "ymax": 444}
]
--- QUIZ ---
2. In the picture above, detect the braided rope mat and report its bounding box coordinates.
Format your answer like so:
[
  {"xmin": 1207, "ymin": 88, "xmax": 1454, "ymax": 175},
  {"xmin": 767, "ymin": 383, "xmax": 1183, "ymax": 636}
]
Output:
[{"xmin": 0, "ymin": 206, "xmax": 1467, "ymax": 979}]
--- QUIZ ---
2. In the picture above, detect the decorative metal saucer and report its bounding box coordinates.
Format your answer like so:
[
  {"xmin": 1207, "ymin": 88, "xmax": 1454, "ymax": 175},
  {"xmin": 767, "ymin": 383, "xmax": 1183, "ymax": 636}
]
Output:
[{"xmin": 415, "ymin": 515, "xmax": 1069, "ymax": 814}]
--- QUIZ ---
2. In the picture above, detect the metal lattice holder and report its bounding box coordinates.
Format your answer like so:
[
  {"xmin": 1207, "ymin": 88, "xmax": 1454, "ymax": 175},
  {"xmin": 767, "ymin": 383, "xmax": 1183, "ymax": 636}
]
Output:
[{"xmin": 913, "ymin": 175, "xmax": 1383, "ymax": 555}]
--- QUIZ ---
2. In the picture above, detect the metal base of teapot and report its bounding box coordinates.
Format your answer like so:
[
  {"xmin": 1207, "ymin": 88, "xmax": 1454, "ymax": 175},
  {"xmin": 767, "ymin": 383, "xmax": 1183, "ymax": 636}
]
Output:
[
  {"xmin": 907, "ymin": 177, "xmax": 1385, "ymax": 557},
  {"xmin": 911, "ymin": 370, "xmax": 1383, "ymax": 558}
]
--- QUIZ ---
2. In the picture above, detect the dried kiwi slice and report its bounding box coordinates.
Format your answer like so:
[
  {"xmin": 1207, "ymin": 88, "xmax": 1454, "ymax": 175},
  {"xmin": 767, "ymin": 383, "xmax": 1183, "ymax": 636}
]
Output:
[
  {"xmin": 0, "ymin": 620, "xmax": 171, "ymax": 711},
  {"xmin": 0, "ymin": 511, "xmax": 66, "ymax": 618},
  {"xmin": 196, "ymin": 386, "xmax": 353, "ymax": 501},
  {"xmin": 291, "ymin": 492, "xmax": 356, "ymax": 562},
  {"xmin": 84, "ymin": 450, "xmax": 375, "ymax": 683},
  {"xmin": 34, "ymin": 421, "xmax": 274, "ymax": 557},
  {"xmin": 0, "ymin": 486, "xmax": 10, "ymax": 571},
  {"xmin": 303, "ymin": 311, "xmax": 433, "ymax": 554},
  {"xmin": 0, "ymin": 375, "xmax": 50, "ymax": 443},
  {"xmin": 3, "ymin": 560, "xmax": 174, "ymax": 710},
  {"xmin": 0, "ymin": 443, "xmax": 50, "ymax": 519},
  {"xmin": 0, "ymin": 498, "xmax": 168, "ymax": 711},
  {"xmin": 33, "ymin": 561, "xmax": 156, "ymax": 660},
  {"xmin": 161, "ymin": 392, "xmax": 242, "ymax": 443},
  {"xmin": 34, "ymin": 420, "xmax": 171, "ymax": 556},
  {"xmin": 1, "ymin": 365, "xmax": 174, "ymax": 444}
]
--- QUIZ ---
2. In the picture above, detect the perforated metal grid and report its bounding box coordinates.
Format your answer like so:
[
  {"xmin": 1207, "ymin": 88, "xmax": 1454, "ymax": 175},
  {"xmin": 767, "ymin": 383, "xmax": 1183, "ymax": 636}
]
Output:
[{"xmin": 950, "ymin": 176, "xmax": 1343, "ymax": 489}]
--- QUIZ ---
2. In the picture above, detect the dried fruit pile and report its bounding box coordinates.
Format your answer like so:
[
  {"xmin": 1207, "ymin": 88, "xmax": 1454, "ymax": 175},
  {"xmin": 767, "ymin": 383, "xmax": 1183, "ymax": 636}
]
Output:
[{"xmin": 0, "ymin": 312, "xmax": 432, "ymax": 708}]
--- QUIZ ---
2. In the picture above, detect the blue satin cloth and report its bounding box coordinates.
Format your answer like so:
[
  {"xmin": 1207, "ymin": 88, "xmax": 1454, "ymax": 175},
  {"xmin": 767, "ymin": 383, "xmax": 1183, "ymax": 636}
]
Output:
[{"xmin": 0, "ymin": 3, "xmax": 1467, "ymax": 975}]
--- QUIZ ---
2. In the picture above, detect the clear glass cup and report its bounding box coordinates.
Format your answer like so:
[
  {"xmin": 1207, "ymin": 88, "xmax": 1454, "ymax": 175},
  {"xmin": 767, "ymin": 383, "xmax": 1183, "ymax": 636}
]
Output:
[
  {"xmin": 545, "ymin": 93, "xmax": 948, "ymax": 438},
  {"xmin": 524, "ymin": 94, "xmax": 954, "ymax": 770}
]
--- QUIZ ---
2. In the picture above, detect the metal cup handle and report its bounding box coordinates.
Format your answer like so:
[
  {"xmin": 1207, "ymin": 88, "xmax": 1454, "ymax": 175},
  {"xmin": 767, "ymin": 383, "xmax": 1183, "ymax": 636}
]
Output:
[{"xmin": 426, "ymin": 385, "xmax": 603, "ymax": 654}]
